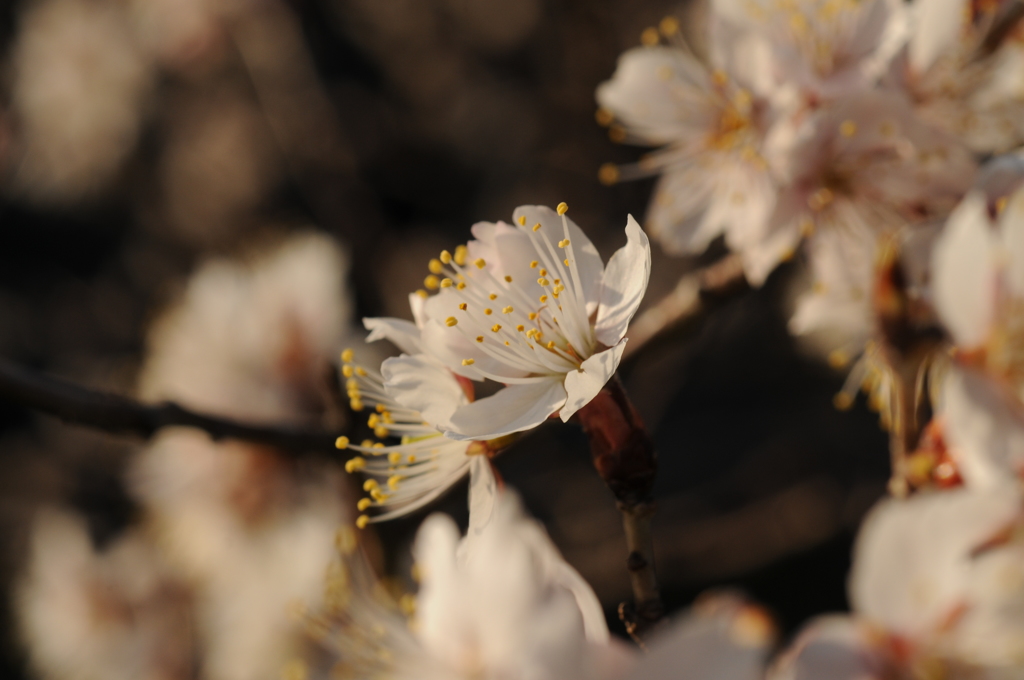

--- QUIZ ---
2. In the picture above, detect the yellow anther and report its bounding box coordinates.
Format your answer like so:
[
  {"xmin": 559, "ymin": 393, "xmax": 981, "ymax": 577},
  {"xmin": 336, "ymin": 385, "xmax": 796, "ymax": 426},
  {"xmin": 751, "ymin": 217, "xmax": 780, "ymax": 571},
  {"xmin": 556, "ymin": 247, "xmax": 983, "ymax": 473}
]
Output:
[
  {"xmin": 454, "ymin": 245, "xmax": 468, "ymax": 266},
  {"xmin": 374, "ymin": 425, "xmax": 390, "ymax": 439},
  {"xmin": 609, "ymin": 125, "xmax": 627, "ymax": 142},
  {"xmin": 502, "ymin": 306, "xmax": 514, "ymax": 314},
  {"xmin": 529, "ymin": 261, "xmax": 538, "ymax": 269},
  {"xmin": 828, "ymin": 350, "xmax": 850, "ymax": 369},
  {"xmin": 350, "ymin": 399, "xmax": 364, "ymax": 411},
  {"xmin": 356, "ymin": 515, "xmax": 370, "ymax": 529},
  {"xmin": 363, "ymin": 479, "xmax": 379, "ymax": 492},
  {"xmin": 342, "ymin": 349, "xmax": 354, "ymax": 363},
  {"xmin": 376, "ymin": 404, "xmax": 386, "ymax": 413},
  {"xmin": 595, "ymin": 107, "xmax": 614, "ymax": 126},
  {"xmin": 558, "ymin": 239, "xmax": 570, "ymax": 248},
  {"xmin": 387, "ymin": 476, "xmax": 402, "ymax": 490},
  {"xmin": 382, "ymin": 411, "xmax": 394, "ymax": 424},
  {"xmin": 356, "ymin": 367, "xmax": 367, "ymax": 376},
  {"xmin": 533, "ymin": 223, "xmax": 542, "ymax": 232},
  {"xmin": 368, "ymin": 413, "xmax": 380, "ymax": 428},
  {"xmin": 517, "ymin": 324, "xmax": 525, "ymax": 332},
  {"xmin": 388, "ymin": 451, "xmax": 401, "ymax": 464},
  {"xmin": 833, "ymin": 393, "xmax": 854, "ymax": 411},
  {"xmin": 457, "ymin": 281, "xmax": 466, "ymax": 290},
  {"xmin": 563, "ymin": 259, "xmax": 570, "ymax": 266},
  {"xmin": 445, "ymin": 316, "xmax": 458, "ymax": 327},
  {"xmin": 357, "ymin": 498, "xmax": 372, "ymax": 511},
  {"xmin": 489, "ymin": 293, "xmax": 498, "ymax": 300},
  {"xmin": 599, "ymin": 163, "xmax": 620, "ymax": 185},
  {"xmin": 440, "ymin": 250, "xmax": 452, "ymax": 264},
  {"xmin": 342, "ymin": 365, "xmax": 354, "ymax": 378},
  {"xmin": 407, "ymin": 455, "xmax": 417, "ymax": 463},
  {"xmin": 484, "ymin": 308, "xmax": 493, "ymax": 315},
  {"xmin": 660, "ymin": 16, "xmax": 679, "ymax": 36},
  {"xmin": 540, "ymin": 295, "xmax": 548, "ymax": 302},
  {"xmin": 344, "ymin": 457, "xmax": 365, "ymax": 473},
  {"xmin": 539, "ymin": 268, "xmax": 548, "ymax": 276},
  {"xmin": 640, "ymin": 26, "xmax": 659, "ymax": 45},
  {"xmin": 546, "ymin": 340, "xmax": 556, "ymax": 349},
  {"xmin": 518, "ymin": 215, "xmax": 527, "ymax": 226},
  {"xmin": 428, "ymin": 259, "xmax": 443, "ymax": 274},
  {"xmin": 440, "ymin": 278, "xmax": 453, "ymax": 288},
  {"xmin": 505, "ymin": 340, "xmax": 510, "ymax": 346},
  {"xmin": 336, "ymin": 436, "xmax": 350, "ymax": 450},
  {"xmin": 425, "ymin": 275, "xmax": 440, "ymax": 290},
  {"xmin": 462, "ymin": 358, "xmax": 476, "ymax": 366},
  {"xmin": 504, "ymin": 275, "xmax": 513, "ymax": 283},
  {"xmin": 416, "ymin": 289, "xmax": 429, "ymax": 298},
  {"xmin": 346, "ymin": 378, "xmax": 359, "ymax": 390},
  {"xmin": 839, "ymin": 120, "xmax": 857, "ymax": 137},
  {"xmin": 373, "ymin": 442, "xmax": 385, "ymax": 449},
  {"xmin": 476, "ymin": 336, "xmax": 484, "ymax": 343},
  {"xmin": 474, "ymin": 258, "xmax": 486, "ymax": 269},
  {"xmin": 492, "ymin": 324, "xmax": 502, "ymax": 332},
  {"xmin": 528, "ymin": 312, "xmax": 537, "ymax": 320},
  {"xmin": 362, "ymin": 439, "xmax": 373, "ymax": 447},
  {"xmin": 458, "ymin": 302, "xmax": 467, "ymax": 310},
  {"xmin": 556, "ymin": 202, "xmax": 568, "ymax": 215}
]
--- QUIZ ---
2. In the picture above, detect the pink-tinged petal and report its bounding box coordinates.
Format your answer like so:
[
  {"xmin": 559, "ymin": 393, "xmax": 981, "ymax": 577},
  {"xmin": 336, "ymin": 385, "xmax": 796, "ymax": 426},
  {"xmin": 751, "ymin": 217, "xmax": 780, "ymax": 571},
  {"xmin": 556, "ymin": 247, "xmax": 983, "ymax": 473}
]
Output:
[
  {"xmin": 595, "ymin": 215, "xmax": 651, "ymax": 346},
  {"xmin": 932, "ymin": 191, "xmax": 997, "ymax": 348},
  {"xmin": 850, "ymin": 485, "xmax": 1021, "ymax": 638},
  {"xmin": 942, "ymin": 364, "xmax": 1024, "ymax": 489},
  {"xmin": 512, "ymin": 205, "xmax": 603, "ymax": 309},
  {"xmin": 444, "ymin": 378, "xmax": 568, "ymax": 441},
  {"xmin": 561, "ymin": 341, "xmax": 626, "ymax": 422},
  {"xmin": 908, "ymin": 0, "xmax": 964, "ymax": 73},
  {"xmin": 999, "ymin": 187, "xmax": 1024, "ymax": 298},
  {"xmin": 381, "ymin": 354, "xmax": 466, "ymax": 430},
  {"xmin": 363, "ymin": 316, "xmax": 422, "ymax": 355}
]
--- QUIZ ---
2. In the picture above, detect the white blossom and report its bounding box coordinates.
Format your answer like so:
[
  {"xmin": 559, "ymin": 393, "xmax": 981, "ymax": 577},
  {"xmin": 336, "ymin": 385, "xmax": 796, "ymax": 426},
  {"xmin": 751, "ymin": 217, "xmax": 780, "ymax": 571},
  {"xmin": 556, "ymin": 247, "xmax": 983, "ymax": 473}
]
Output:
[{"xmin": 373, "ymin": 204, "xmax": 650, "ymax": 442}]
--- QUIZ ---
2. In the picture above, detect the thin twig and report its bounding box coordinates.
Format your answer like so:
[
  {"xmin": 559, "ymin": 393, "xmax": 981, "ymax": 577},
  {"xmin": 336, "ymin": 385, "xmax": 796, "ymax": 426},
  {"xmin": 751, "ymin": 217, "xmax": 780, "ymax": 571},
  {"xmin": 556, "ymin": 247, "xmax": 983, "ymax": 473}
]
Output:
[
  {"xmin": 0, "ymin": 358, "xmax": 343, "ymax": 455},
  {"xmin": 623, "ymin": 253, "xmax": 747, "ymax": 360}
]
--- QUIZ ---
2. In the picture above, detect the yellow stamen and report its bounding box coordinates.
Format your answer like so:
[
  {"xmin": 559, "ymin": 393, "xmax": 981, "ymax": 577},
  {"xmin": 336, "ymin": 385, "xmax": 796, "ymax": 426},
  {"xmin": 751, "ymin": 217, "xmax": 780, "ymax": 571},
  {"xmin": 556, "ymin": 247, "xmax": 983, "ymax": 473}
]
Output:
[
  {"xmin": 533, "ymin": 223, "xmax": 542, "ymax": 232},
  {"xmin": 462, "ymin": 358, "xmax": 476, "ymax": 365},
  {"xmin": 839, "ymin": 120, "xmax": 857, "ymax": 137},
  {"xmin": 556, "ymin": 202, "xmax": 568, "ymax": 215},
  {"xmin": 540, "ymin": 295, "xmax": 548, "ymax": 302},
  {"xmin": 336, "ymin": 436, "xmax": 350, "ymax": 449},
  {"xmin": 425, "ymin": 275, "xmax": 440, "ymax": 290},
  {"xmin": 518, "ymin": 215, "xmax": 527, "ymax": 226},
  {"xmin": 357, "ymin": 498, "xmax": 372, "ymax": 511},
  {"xmin": 528, "ymin": 312, "xmax": 537, "ymax": 320},
  {"xmin": 530, "ymin": 260, "xmax": 538, "ymax": 268},
  {"xmin": 489, "ymin": 293, "xmax": 497, "ymax": 300},
  {"xmin": 454, "ymin": 245, "xmax": 468, "ymax": 266},
  {"xmin": 428, "ymin": 259, "xmax": 443, "ymax": 274},
  {"xmin": 350, "ymin": 399, "xmax": 364, "ymax": 411},
  {"xmin": 640, "ymin": 26, "xmax": 659, "ymax": 45},
  {"xmin": 440, "ymin": 278, "xmax": 453, "ymax": 288},
  {"xmin": 491, "ymin": 324, "xmax": 502, "ymax": 332},
  {"xmin": 458, "ymin": 302, "xmax": 467, "ymax": 310},
  {"xmin": 440, "ymin": 250, "xmax": 452, "ymax": 264},
  {"xmin": 342, "ymin": 365, "xmax": 353, "ymax": 378},
  {"xmin": 446, "ymin": 316, "xmax": 458, "ymax": 327},
  {"xmin": 558, "ymin": 239, "xmax": 570, "ymax": 247},
  {"xmin": 476, "ymin": 336, "xmax": 484, "ymax": 343},
  {"xmin": 356, "ymin": 515, "xmax": 370, "ymax": 529},
  {"xmin": 504, "ymin": 275, "xmax": 513, "ymax": 282},
  {"xmin": 502, "ymin": 306, "xmax": 513, "ymax": 314},
  {"xmin": 484, "ymin": 308, "xmax": 493, "ymax": 315},
  {"xmin": 344, "ymin": 457, "xmax": 365, "ymax": 473},
  {"xmin": 416, "ymin": 289, "xmax": 429, "ymax": 298},
  {"xmin": 341, "ymin": 349, "xmax": 354, "ymax": 363},
  {"xmin": 474, "ymin": 258, "xmax": 486, "ymax": 269}
]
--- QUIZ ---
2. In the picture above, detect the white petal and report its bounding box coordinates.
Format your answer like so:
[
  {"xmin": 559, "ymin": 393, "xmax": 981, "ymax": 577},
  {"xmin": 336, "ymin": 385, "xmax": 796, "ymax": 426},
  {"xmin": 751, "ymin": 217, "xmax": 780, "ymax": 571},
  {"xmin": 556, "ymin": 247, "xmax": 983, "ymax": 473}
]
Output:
[
  {"xmin": 932, "ymin": 191, "xmax": 997, "ymax": 348},
  {"xmin": 909, "ymin": 0, "xmax": 964, "ymax": 73},
  {"xmin": 512, "ymin": 205, "xmax": 604, "ymax": 309},
  {"xmin": 594, "ymin": 215, "xmax": 651, "ymax": 346},
  {"xmin": 850, "ymin": 485, "xmax": 1021, "ymax": 638},
  {"xmin": 363, "ymin": 316, "xmax": 422, "ymax": 355},
  {"xmin": 412, "ymin": 513, "xmax": 466, "ymax": 660},
  {"xmin": 462, "ymin": 456, "xmax": 498, "ymax": 549},
  {"xmin": 381, "ymin": 354, "xmax": 466, "ymax": 430},
  {"xmin": 561, "ymin": 341, "xmax": 626, "ymax": 422},
  {"xmin": 771, "ymin": 616, "xmax": 891, "ymax": 680},
  {"xmin": 942, "ymin": 364, "xmax": 1024, "ymax": 489},
  {"xmin": 444, "ymin": 378, "xmax": 568, "ymax": 441}
]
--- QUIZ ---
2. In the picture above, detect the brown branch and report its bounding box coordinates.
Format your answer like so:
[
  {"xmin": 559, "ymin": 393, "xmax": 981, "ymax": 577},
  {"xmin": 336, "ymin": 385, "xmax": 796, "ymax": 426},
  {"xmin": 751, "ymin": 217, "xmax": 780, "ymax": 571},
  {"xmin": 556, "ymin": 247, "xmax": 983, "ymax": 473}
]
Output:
[
  {"xmin": 622, "ymin": 253, "xmax": 747, "ymax": 360},
  {"xmin": 575, "ymin": 374, "xmax": 663, "ymax": 643},
  {"xmin": 0, "ymin": 358, "xmax": 343, "ymax": 455}
]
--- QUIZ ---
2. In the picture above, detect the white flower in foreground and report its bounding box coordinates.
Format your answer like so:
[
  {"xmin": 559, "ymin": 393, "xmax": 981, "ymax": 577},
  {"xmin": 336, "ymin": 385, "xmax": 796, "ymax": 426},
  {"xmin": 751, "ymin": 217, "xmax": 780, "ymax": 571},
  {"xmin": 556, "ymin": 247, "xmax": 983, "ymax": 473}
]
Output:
[
  {"xmin": 768, "ymin": 615, "xmax": 899, "ymax": 680},
  {"xmin": 932, "ymin": 185, "xmax": 1024, "ymax": 488},
  {"xmin": 595, "ymin": 31, "xmax": 778, "ymax": 284},
  {"xmin": 850, "ymin": 486, "xmax": 1024, "ymax": 669},
  {"xmin": 901, "ymin": 0, "xmax": 1024, "ymax": 154},
  {"xmin": 379, "ymin": 204, "xmax": 650, "ymax": 442},
  {"xmin": 313, "ymin": 470, "xmax": 624, "ymax": 680}
]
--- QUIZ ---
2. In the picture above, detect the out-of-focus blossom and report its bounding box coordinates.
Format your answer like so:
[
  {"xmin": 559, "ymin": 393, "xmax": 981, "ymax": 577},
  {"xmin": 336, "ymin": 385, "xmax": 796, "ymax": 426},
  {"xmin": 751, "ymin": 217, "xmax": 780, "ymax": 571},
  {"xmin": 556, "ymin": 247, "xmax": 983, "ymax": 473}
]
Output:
[
  {"xmin": 8, "ymin": 0, "xmax": 154, "ymax": 202},
  {"xmin": 336, "ymin": 340, "xmax": 486, "ymax": 525},
  {"xmin": 932, "ymin": 185, "xmax": 1024, "ymax": 487},
  {"xmin": 130, "ymin": 233, "xmax": 360, "ymax": 680},
  {"xmin": 596, "ymin": 29, "xmax": 778, "ymax": 283},
  {"xmin": 127, "ymin": 0, "xmax": 236, "ymax": 70},
  {"xmin": 378, "ymin": 205, "xmax": 650, "ymax": 441},
  {"xmin": 901, "ymin": 0, "xmax": 1024, "ymax": 154},
  {"xmin": 17, "ymin": 510, "xmax": 195, "ymax": 680},
  {"xmin": 311, "ymin": 471, "xmax": 623, "ymax": 680},
  {"xmin": 849, "ymin": 485, "xmax": 1024, "ymax": 671},
  {"xmin": 768, "ymin": 615, "xmax": 896, "ymax": 680}
]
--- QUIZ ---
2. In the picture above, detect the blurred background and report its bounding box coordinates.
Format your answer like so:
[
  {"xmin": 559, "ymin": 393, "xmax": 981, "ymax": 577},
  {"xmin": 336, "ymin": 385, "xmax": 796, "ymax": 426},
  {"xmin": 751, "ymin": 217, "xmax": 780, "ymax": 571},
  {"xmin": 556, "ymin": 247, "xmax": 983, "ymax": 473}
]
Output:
[{"xmin": 0, "ymin": 0, "xmax": 891, "ymax": 678}]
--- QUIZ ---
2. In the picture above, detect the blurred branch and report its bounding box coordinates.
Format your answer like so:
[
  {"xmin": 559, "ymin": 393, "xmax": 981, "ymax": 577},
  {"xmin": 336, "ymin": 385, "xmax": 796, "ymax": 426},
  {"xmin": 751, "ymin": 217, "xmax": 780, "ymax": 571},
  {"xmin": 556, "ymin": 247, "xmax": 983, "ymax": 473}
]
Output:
[
  {"xmin": 0, "ymin": 358, "xmax": 343, "ymax": 455},
  {"xmin": 623, "ymin": 253, "xmax": 747, "ymax": 360}
]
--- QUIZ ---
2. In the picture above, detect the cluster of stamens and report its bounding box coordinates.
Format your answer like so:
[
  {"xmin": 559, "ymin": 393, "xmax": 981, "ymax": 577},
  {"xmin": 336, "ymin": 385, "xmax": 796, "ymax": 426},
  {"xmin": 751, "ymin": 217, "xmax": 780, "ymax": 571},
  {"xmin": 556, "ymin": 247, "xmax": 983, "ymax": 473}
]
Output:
[
  {"xmin": 417, "ymin": 202, "xmax": 595, "ymax": 382},
  {"xmin": 336, "ymin": 349, "xmax": 472, "ymax": 528}
]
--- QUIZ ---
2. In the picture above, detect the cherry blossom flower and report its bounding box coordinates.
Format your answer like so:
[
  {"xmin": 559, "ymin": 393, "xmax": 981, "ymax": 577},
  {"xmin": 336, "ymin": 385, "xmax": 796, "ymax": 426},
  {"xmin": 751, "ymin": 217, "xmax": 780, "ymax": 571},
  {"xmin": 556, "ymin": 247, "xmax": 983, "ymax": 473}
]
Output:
[
  {"xmin": 900, "ymin": 0, "xmax": 1024, "ymax": 154},
  {"xmin": 932, "ymin": 184, "xmax": 1024, "ymax": 488},
  {"xmin": 595, "ymin": 27, "xmax": 778, "ymax": 284},
  {"xmin": 310, "ymin": 469, "xmax": 624, "ymax": 680},
  {"xmin": 376, "ymin": 204, "xmax": 650, "ymax": 442}
]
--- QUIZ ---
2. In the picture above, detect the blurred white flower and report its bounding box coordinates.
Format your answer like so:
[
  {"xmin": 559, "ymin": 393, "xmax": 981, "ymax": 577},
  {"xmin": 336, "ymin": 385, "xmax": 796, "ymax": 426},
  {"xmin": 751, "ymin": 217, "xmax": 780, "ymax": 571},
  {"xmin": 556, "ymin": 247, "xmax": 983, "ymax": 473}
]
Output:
[
  {"xmin": 17, "ymin": 510, "xmax": 195, "ymax": 680},
  {"xmin": 8, "ymin": 0, "xmax": 154, "ymax": 202},
  {"xmin": 595, "ymin": 34, "xmax": 778, "ymax": 283},
  {"xmin": 932, "ymin": 185, "xmax": 1024, "ymax": 487},
  {"xmin": 315, "ymin": 470, "xmax": 623, "ymax": 680},
  {"xmin": 850, "ymin": 485, "xmax": 1024, "ymax": 670},
  {"xmin": 901, "ymin": 0, "xmax": 1024, "ymax": 154},
  {"xmin": 768, "ymin": 615, "xmax": 896, "ymax": 680},
  {"xmin": 378, "ymin": 204, "xmax": 650, "ymax": 441}
]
